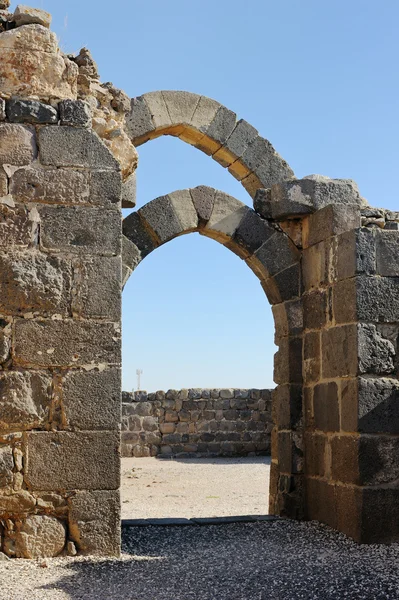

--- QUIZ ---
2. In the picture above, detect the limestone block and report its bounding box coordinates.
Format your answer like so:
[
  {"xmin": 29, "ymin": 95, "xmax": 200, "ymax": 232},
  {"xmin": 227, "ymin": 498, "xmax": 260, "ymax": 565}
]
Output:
[
  {"xmin": 190, "ymin": 186, "xmax": 216, "ymax": 222},
  {"xmin": 139, "ymin": 195, "xmax": 183, "ymax": 244},
  {"xmin": 13, "ymin": 6, "xmax": 52, "ymax": 27},
  {"xmin": 62, "ymin": 368, "xmax": 121, "ymax": 430},
  {"xmin": 376, "ymin": 230, "xmax": 399, "ymax": 276},
  {"xmin": 6, "ymin": 99, "xmax": 58, "ymax": 124},
  {"xmin": 233, "ymin": 209, "xmax": 275, "ymax": 254},
  {"xmin": 72, "ymin": 256, "xmax": 121, "ymax": 320},
  {"xmin": 205, "ymin": 191, "xmax": 249, "ymax": 243},
  {"xmin": 161, "ymin": 91, "xmax": 200, "ymax": 124},
  {"xmin": 14, "ymin": 319, "xmax": 120, "ymax": 367},
  {"xmin": 121, "ymin": 171, "xmax": 136, "ymax": 208},
  {"xmin": 68, "ymin": 490, "xmax": 120, "ymax": 556},
  {"xmin": 39, "ymin": 126, "xmax": 119, "ymax": 170},
  {"xmin": 39, "ymin": 206, "xmax": 121, "ymax": 256},
  {"xmin": 0, "ymin": 371, "xmax": 51, "ymax": 430},
  {"xmin": 168, "ymin": 189, "xmax": 198, "ymax": 231},
  {"xmin": 253, "ymin": 232, "xmax": 300, "ymax": 277},
  {"xmin": 0, "ymin": 203, "xmax": 36, "ymax": 249},
  {"xmin": 122, "ymin": 212, "xmax": 158, "ymax": 258},
  {"xmin": 0, "ymin": 251, "xmax": 72, "ymax": 315},
  {"xmin": 25, "ymin": 431, "xmax": 120, "ymax": 490},
  {"xmin": 306, "ymin": 204, "xmax": 361, "ymax": 247},
  {"xmin": 0, "ymin": 166, "xmax": 7, "ymax": 196},
  {"xmin": 10, "ymin": 166, "xmax": 90, "ymax": 205},
  {"xmin": 59, "ymin": 99, "xmax": 91, "ymax": 127},
  {"xmin": 0, "ymin": 24, "xmax": 57, "ymax": 52},
  {"xmin": 142, "ymin": 91, "xmax": 172, "ymax": 130},
  {"xmin": 358, "ymin": 323, "xmax": 395, "ymax": 375},
  {"xmin": 0, "ymin": 489, "xmax": 35, "ymax": 513},
  {"xmin": 0, "ymin": 124, "xmax": 36, "ymax": 166},
  {"xmin": 0, "ymin": 321, "xmax": 11, "ymax": 364},
  {"xmin": 125, "ymin": 96, "xmax": 155, "ymax": 144},
  {"xmin": 4, "ymin": 515, "xmax": 65, "ymax": 559},
  {"xmin": 0, "ymin": 446, "xmax": 13, "ymax": 487}
]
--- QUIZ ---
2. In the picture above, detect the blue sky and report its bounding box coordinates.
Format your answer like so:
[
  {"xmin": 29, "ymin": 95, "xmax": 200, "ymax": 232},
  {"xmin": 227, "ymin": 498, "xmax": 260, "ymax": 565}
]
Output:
[{"xmin": 38, "ymin": 0, "xmax": 398, "ymax": 391}]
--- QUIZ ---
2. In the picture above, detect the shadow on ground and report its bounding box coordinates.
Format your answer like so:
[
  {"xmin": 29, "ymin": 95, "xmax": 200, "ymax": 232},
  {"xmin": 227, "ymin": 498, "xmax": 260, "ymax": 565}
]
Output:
[{"xmin": 33, "ymin": 520, "xmax": 399, "ymax": 600}]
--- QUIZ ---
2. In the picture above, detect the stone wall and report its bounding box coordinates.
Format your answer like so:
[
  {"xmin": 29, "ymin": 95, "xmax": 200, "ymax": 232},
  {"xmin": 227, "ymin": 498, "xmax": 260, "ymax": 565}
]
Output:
[{"xmin": 121, "ymin": 389, "xmax": 272, "ymax": 458}]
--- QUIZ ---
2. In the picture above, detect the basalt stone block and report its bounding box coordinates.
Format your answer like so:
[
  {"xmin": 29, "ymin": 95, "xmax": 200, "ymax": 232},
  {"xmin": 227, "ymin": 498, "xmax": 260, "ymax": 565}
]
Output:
[
  {"xmin": 241, "ymin": 137, "xmax": 295, "ymax": 189},
  {"xmin": 321, "ymin": 324, "xmax": 358, "ymax": 378},
  {"xmin": 10, "ymin": 167, "xmax": 90, "ymax": 205},
  {"xmin": 358, "ymin": 377, "xmax": 399, "ymax": 434},
  {"xmin": 303, "ymin": 331, "xmax": 321, "ymax": 384},
  {"xmin": 233, "ymin": 209, "xmax": 275, "ymax": 254},
  {"xmin": 72, "ymin": 256, "xmax": 121, "ymax": 320},
  {"xmin": 303, "ymin": 290, "xmax": 327, "ymax": 330},
  {"xmin": 205, "ymin": 191, "xmax": 249, "ymax": 242},
  {"xmin": 121, "ymin": 172, "xmax": 136, "ymax": 208},
  {"xmin": 304, "ymin": 432, "xmax": 327, "ymax": 477},
  {"xmin": 357, "ymin": 276, "xmax": 399, "ymax": 323},
  {"xmin": 313, "ymin": 382, "xmax": 339, "ymax": 432},
  {"xmin": 122, "ymin": 235, "xmax": 141, "ymax": 273},
  {"xmin": 206, "ymin": 106, "xmax": 237, "ymax": 145},
  {"xmin": 224, "ymin": 119, "xmax": 258, "ymax": 159},
  {"xmin": 14, "ymin": 319, "xmax": 120, "ymax": 367},
  {"xmin": 307, "ymin": 203, "xmax": 361, "ymax": 247},
  {"xmin": 273, "ymin": 384, "xmax": 302, "ymax": 430},
  {"xmin": 68, "ymin": 490, "xmax": 120, "ymax": 556},
  {"xmin": 273, "ymin": 263, "xmax": 302, "ymax": 302},
  {"xmin": 358, "ymin": 436, "xmax": 399, "ymax": 486},
  {"xmin": 139, "ymin": 195, "xmax": 182, "ymax": 244},
  {"xmin": 0, "ymin": 124, "xmax": 37, "ymax": 165},
  {"xmin": 90, "ymin": 170, "xmax": 122, "ymax": 207},
  {"xmin": 125, "ymin": 96, "xmax": 155, "ymax": 143},
  {"xmin": 254, "ymin": 232, "xmax": 300, "ymax": 277},
  {"xmin": 0, "ymin": 371, "xmax": 51, "ymax": 430},
  {"xmin": 0, "ymin": 251, "xmax": 72, "ymax": 316},
  {"xmin": 361, "ymin": 488, "xmax": 399, "ymax": 543},
  {"xmin": 62, "ymin": 368, "xmax": 121, "ymax": 430},
  {"xmin": 38, "ymin": 126, "xmax": 119, "ymax": 170},
  {"xmin": 274, "ymin": 337, "xmax": 303, "ymax": 385},
  {"xmin": 358, "ymin": 323, "xmax": 395, "ymax": 375},
  {"xmin": 25, "ymin": 431, "xmax": 120, "ymax": 491},
  {"xmin": 6, "ymin": 99, "xmax": 58, "ymax": 125},
  {"xmin": 191, "ymin": 96, "xmax": 221, "ymax": 133},
  {"xmin": 0, "ymin": 201, "xmax": 36, "ymax": 248},
  {"xmin": 59, "ymin": 99, "xmax": 91, "ymax": 127},
  {"xmin": 39, "ymin": 206, "xmax": 121, "ymax": 255},
  {"xmin": 123, "ymin": 212, "xmax": 158, "ymax": 258},
  {"xmin": 375, "ymin": 230, "xmax": 399, "ymax": 276}
]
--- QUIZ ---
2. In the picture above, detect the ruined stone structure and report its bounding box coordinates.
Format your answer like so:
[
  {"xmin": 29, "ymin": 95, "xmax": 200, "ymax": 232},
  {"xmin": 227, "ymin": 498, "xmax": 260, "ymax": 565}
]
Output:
[
  {"xmin": 0, "ymin": 3, "xmax": 399, "ymax": 558},
  {"xmin": 121, "ymin": 388, "xmax": 272, "ymax": 458}
]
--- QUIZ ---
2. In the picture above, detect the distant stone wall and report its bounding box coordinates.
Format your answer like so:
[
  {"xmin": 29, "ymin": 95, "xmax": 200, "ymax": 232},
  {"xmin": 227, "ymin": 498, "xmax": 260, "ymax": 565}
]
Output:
[{"xmin": 121, "ymin": 388, "xmax": 272, "ymax": 458}]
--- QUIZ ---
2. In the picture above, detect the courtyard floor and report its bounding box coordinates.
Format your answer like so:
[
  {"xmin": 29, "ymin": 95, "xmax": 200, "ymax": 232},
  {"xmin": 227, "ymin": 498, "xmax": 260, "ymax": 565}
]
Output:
[{"xmin": 121, "ymin": 456, "xmax": 270, "ymax": 519}]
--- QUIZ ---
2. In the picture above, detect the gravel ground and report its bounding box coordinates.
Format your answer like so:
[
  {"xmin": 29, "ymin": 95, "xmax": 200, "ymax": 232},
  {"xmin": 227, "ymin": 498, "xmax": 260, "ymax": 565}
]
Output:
[
  {"xmin": 1, "ymin": 520, "xmax": 399, "ymax": 600},
  {"xmin": 121, "ymin": 456, "xmax": 270, "ymax": 519}
]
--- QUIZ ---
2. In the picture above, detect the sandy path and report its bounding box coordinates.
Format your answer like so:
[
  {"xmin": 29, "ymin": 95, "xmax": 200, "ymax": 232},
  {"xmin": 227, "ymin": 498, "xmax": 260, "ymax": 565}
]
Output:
[{"xmin": 121, "ymin": 456, "xmax": 270, "ymax": 519}]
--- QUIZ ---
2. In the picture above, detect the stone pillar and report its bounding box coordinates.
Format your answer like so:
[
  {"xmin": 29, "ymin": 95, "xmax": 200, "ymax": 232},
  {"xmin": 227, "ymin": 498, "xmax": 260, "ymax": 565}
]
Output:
[{"xmin": 0, "ymin": 109, "xmax": 122, "ymax": 557}]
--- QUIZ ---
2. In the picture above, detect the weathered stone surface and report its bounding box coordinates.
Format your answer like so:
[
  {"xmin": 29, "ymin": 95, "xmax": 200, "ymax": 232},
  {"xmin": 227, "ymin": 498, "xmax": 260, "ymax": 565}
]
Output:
[
  {"xmin": 122, "ymin": 212, "xmax": 158, "ymax": 258},
  {"xmin": 13, "ymin": 5, "xmax": 52, "ymax": 27},
  {"xmin": 0, "ymin": 26, "xmax": 78, "ymax": 100},
  {"xmin": 25, "ymin": 431, "xmax": 120, "ymax": 490},
  {"xmin": 122, "ymin": 235, "xmax": 141, "ymax": 274},
  {"xmin": 125, "ymin": 96, "xmax": 155, "ymax": 143},
  {"xmin": 0, "ymin": 446, "xmax": 13, "ymax": 487},
  {"xmin": 0, "ymin": 203, "xmax": 37, "ymax": 248},
  {"xmin": 307, "ymin": 204, "xmax": 361, "ymax": 247},
  {"xmin": 358, "ymin": 323, "xmax": 395, "ymax": 375},
  {"xmin": 313, "ymin": 382, "xmax": 339, "ymax": 432},
  {"xmin": 357, "ymin": 276, "xmax": 399, "ymax": 323},
  {"xmin": 162, "ymin": 90, "xmax": 200, "ymax": 124},
  {"xmin": 10, "ymin": 166, "xmax": 89, "ymax": 205},
  {"xmin": 0, "ymin": 489, "xmax": 35, "ymax": 513},
  {"xmin": 190, "ymin": 186, "xmax": 216, "ymax": 222},
  {"xmin": 59, "ymin": 99, "xmax": 91, "ymax": 127},
  {"xmin": 168, "ymin": 189, "xmax": 198, "ymax": 231},
  {"xmin": 206, "ymin": 106, "xmax": 237, "ymax": 145},
  {"xmin": 241, "ymin": 136, "xmax": 295, "ymax": 190},
  {"xmin": 90, "ymin": 170, "xmax": 122, "ymax": 207},
  {"xmin": 0, "ymin": 371, "xmax": 51, "ymax": 430},
  {"xmin": 0, "ymin": 99, "xmax": 5, "ymax": 122},
  {"xmin": 121, "ymin": 172, "xmax": 136, "ymax": 208},
  {"xmin": 253, "ymin": 232, "xmax": 300, "ymax": 277},
  {"xmin": 0, "ymin": 251, "xmax": 71, "ymax": 315},
  {"xmin": 142, "ymin": 91, "xmax": 171, "ymax": 130},
  {"xmin": 322, "ymin": 325, "xmax": 358, "ymax": 378},
  {"xmin": 0, "ymin": 124, "xmax": 37, "ymax": 165},
  {"xmin": 68, "ymin": 490, "xmax": 120, "ymax": 556},
  {"xmin": 39, "ymin": 206, "xmax": 121, "ymax": 256},
  {"xmin": 6, "ymin": 99, "xmax": 58, "ymax": 125},
  {"xmin": 4, "ymin": 516, "xmax": 65, "ymax": 559},
  {"xmin": 14, "ymin": 319, "xmax": 120, "ymax": 367},
  {"xmin": 233, "ymin": 208, "xmax": 275, "ymax": 253},
  {"xmin": 376, "ymin": 230, "xmax": 399, "ymax": 276},
  {"xmin": 357, "ymin": 377, "xmax": 399, "ymax": 434},
  {"xmin": 38, "ymin": 127, "xmax": 119, "ymax": 170},
  {"xmin": 214, "ymin": 119, "xmax": 258, "ymax": 166},
  {"xmin": 205, "ymin": 191, "xmax": 249, "ymax": 242},
  {"xmin": 62, "ymin": 368, "xmax": 121, "ymax": 430},
  {"xmin": 72, "ymin": 256, "xmax": 121, "ymax": 319},
  {"xmin": 139, "ymin": 195, "xmax": 182, "ymax": 244}
]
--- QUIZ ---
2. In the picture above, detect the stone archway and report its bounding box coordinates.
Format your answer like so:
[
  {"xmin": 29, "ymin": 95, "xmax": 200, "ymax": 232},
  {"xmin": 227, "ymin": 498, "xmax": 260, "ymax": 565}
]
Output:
[
  {"xmin": 125, "ymin": 91, "xmax": 294, "ymax": 198},
  {"xmin": 122, "ymin": 186, "xmax": 303, "ymax": 519}
]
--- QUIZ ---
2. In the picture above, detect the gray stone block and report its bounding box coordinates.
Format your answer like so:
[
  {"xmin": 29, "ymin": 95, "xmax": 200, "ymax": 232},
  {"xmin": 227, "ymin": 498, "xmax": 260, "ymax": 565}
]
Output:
[
  {"xmin": 358, "ymin": 323, "xmax": 395, "ymax": 375},
  {"xmin": 39, "ymin": 206, "xmax": 121, "ymax": 256},
  {"xmin": 123, "ymin": 212, "xmax": 158, "ymax": 258},
  {"xmin": 376, "ymin": 230, "xmax": 399, "ymax": 276},
  {"xmin": 233, "ymin": 208, "xmax": 275, "ymax": 253},
  {"xmin": 125, "ymin": 96, "xmax": 155, "ymax": 143},
  {"xmin": 13, "ymin": 5, "xmax": 51, "ymax": 27},
  {"xmin": 224, "ymin": 119, "xmax": 258, "ymax": 158},
  {"xmin": 205, "ymin": 191, "xmax": 249, "ymax": 242},
  {"xmin": 59, "ymin": 99, "xmax": 91, "ymax": 127},
  {"xmin": 0, "ymin": 251, "xmax": 72, "ymax": 316},
  {"xmin": 122, "ymin": 235, "xmax": 141, "ymax": 274},
  {"xmin": 90, "ymin": 170, "xmax": 122, "ymax": 207},
  {"xmin": 358, "ymin": 377, "xmax": 399, "ymax": 434},
  {"xmin": 10, "ymin": 167, "xmax": 90, "ymax": 206},
  {"xmin": 190, "ymin": 186, "xmax": 216, "ymax": 222},
  {"xmin": 313, "ymin": 382, "xmax": 339, "ymax": 432},
  {"xmin": 38, "ymin": 126, "xmax": 119, "ymax": 170},
  {"xmin": 242, "ymin": 137, "xmax": 295, "ymax": 189},
  {"xmin": 321, "ymin": 325, "xmax": 358, "ymax": 378},
  {"xmin": 6, "ymin": 99, "xmax": 58, "ymax": 125},
  {"xmin": 63, "ymin": 368, "xmax": 121, "ymax": 430},
  {"xmin": 139, "ymin": 195, "xmax": 182, "ymax": 244},
  {"xmin": 68, "ymin": 490, "xmax": 120, "ymax": 556},
  {"xmin": 14, "ymin": 319, "xmax": 120, "ymax": 367},
  {"xmin": 357, "ymin": 276, "xmax": 399, "ymax": 323},
  {"xmin": 121, "ymin": 172, "xmax": 136, "ymax": 208},
  {"xmin": 71, "ymin": 256, "xmax": 121, "ymax": 320},
  {"xmin": 0, "ymin": 124, "xmax": 37, "ymax": 165},
  {"xmin": 307, "ymin": 204, "xmax": 361, "ymax": 247},
  {"xmin": 206, "ymin": 106, "xmax": 237, "ymax": 145},
  {"xmin": 0, "ymin": 371, "xmax": 51, "ymax": 430},
  {"xmin": 25, "ymin": 431, "xmax": 120, "ymax": 491},
  {"xmin": 254, "ymin": 232, "xmax": 299, "ymax": 277}
]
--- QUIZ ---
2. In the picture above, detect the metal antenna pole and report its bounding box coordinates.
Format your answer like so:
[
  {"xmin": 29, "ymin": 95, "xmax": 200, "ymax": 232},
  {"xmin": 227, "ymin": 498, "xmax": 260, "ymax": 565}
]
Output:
[{"xmin": 136, "ymin": 369, "xmax": 143, "ymax": 391}]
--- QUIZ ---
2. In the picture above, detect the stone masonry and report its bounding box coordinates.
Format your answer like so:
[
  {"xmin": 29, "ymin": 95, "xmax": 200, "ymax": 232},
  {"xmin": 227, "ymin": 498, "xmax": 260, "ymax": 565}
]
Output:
[
  {"xmin": 121, "ymin": 389, "xmax": 272, "ymax": 458},
  {"xmin": 1, "ymin": 2, "xmax": 399, "ymax": 558}
]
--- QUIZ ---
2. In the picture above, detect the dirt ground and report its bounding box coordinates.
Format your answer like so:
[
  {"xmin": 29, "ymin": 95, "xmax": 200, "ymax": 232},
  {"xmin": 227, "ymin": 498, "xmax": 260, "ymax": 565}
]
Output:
[{"xmin": 121, "ymin": 456, "xmax": 271, "ymax": 519}]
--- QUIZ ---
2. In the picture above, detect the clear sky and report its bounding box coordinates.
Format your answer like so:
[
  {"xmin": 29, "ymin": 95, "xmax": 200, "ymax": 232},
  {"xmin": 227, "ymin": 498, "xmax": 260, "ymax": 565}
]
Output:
[{"xmin": 38, "ymin": 0, "xmax": 398, "ymax": 392}]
